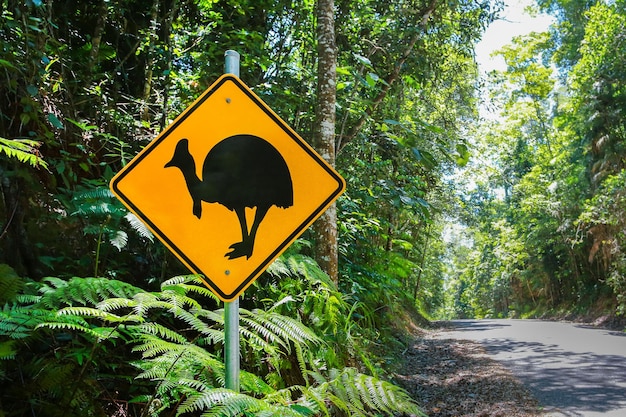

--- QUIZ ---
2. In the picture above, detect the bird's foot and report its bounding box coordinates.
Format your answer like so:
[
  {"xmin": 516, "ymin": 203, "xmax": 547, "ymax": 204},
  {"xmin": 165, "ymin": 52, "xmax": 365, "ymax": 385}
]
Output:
[{"xmin": 225, "ymin": 241, "xmax": 253, "ymax": 260}]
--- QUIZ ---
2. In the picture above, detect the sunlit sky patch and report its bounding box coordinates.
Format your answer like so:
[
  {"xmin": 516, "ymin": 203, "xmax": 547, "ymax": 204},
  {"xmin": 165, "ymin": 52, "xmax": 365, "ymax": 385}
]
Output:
[{"xmin": 475, "ymin": 0, "xmax": 554, "ymax": 73}]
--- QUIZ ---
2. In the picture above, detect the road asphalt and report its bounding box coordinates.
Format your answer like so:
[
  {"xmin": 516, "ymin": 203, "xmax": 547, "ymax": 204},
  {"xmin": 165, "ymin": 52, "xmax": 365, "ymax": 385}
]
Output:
[{"xmin": 436, "ymin": 319, "xmax": 626, "ymax": 417}]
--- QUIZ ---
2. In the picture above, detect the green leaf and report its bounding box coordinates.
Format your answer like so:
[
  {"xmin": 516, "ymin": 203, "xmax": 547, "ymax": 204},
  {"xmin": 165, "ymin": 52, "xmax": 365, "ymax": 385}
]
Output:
[
  {"xmin": 0, "ymin": 59, "xmax": 16, "ymax": 69},
  {"xmin": 336, "ymin": 66, "xmax": 352, "ymax": 76},
  {"xmin": 26, "ymin": 85, "xmax": 38, "ymax": 96},
  {"xmin": 290, "ymin": 404, "xmax": 316, "ymax": 416},
  {"xmin": 353, "ymin": 53, "xmax": 372, "ymax": 68},
  {"xmin": 366, "ymin": 72, "xmax": 379, "ymax": 87},
  {"xmin": 455, "ymin": 143, "xmax": 470, "ymax": 166},
  {"xmin": 412, "ymin": 148, "xmax": 437, "ymax": 169},
  {"xmin": 47, "ymin": 114, "xmax": 64, "ymax": 129}
]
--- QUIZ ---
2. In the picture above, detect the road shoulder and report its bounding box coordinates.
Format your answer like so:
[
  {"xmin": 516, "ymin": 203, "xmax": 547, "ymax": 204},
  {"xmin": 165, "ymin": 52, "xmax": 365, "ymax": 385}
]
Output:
[{"xmin": 395, "ymin": 328, "xmax": 543, "ymax": 417}]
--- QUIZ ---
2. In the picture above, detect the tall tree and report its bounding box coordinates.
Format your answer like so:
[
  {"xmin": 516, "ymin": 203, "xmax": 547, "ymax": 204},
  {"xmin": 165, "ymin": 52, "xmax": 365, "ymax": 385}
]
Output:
[{"xmin": 313, "ymin": 0, "xmax": 340, "ymax": 281}]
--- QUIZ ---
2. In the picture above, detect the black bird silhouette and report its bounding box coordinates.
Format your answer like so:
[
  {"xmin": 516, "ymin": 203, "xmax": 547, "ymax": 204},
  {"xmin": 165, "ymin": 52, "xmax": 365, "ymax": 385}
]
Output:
[{"xmin": 165, "ymin": 135, "xmax": 293, "ymax": 260}]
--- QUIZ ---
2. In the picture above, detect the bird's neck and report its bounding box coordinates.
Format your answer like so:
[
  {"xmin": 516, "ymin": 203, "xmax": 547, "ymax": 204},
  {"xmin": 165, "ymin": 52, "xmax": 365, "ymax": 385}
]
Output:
[{"xmin": 178, "ymin": 160, "xmax": 201, "ymax": 189}]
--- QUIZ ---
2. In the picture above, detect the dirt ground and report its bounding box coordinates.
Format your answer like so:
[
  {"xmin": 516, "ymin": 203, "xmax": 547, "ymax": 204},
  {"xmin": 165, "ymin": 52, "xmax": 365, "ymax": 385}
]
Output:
[{"xmin": 394, "ymin": 329, "xmax": 543, "ymax": 417}]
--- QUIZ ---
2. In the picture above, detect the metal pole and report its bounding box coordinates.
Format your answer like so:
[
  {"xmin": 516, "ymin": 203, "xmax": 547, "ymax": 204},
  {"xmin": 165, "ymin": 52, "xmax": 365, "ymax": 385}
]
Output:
[
  {"xmin": 225, "ymin": 50, "xmax": 240, "ymax": 77},
  {"xmin": 224, "ymin": 297, "xmax": 240, "ymax": 392},
  {"xmin": 223, "ymin": 49, "xmax": 240, "ymax": 393}
]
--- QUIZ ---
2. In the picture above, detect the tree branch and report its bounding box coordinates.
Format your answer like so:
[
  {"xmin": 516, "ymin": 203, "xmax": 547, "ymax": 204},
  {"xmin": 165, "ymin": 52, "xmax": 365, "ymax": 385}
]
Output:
[{"xmin": 337, "ymin": 0, "xmax": 438, "ymax": 153}]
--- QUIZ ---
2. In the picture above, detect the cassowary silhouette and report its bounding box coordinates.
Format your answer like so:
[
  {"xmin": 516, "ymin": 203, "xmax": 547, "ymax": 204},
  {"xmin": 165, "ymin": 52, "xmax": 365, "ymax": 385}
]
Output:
[{"xmin": 165, "ymin": 135, "xmax": 293, "ymax": 260}]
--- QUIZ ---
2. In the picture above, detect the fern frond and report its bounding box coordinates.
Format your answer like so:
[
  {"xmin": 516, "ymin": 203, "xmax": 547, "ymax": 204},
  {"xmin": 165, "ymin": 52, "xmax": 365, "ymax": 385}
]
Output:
[
  {"xmin": 136, "ymin": 323, "xmax": 188, "ymax": 343},
  {"xmin": 16, "ymin": 294, "xmax": 42, "ymax": 304},
  {"xmin": 97, "ymin": 297, "xmax": 135, "ymax": 311},
  {"xmin": 266, "ymin": 256, "xmax": 291, "ymax": 278},
  {"xmin": 0, "ymin": 302, "xmax": 54, "ymax": 339},
  {"xmin": 296, "ymin": 385, "xmax": 331, "ymax": 417},
  {"xmin": 169, "ymin": 308, "xmax": 214, "ymax": 335},
  {"xmin": 161, "ymin": 275, "xmax": 220, "ymax": 303},
  {"xmin": 239, "ymin": 312, "xmax": 288, "ymax": 351},
  {"xmin": 71, "ymin": 187, "xmax": 115, "ymax": 201},
  {"xmin": 124, "ymin": 212, "xmax": 154, "ymax": 242},
  {"xmin": 306, "ymin": 368, "xmax": 425, "ymax": 417},
  {"xmin": 286, "ymin": 254, "xmax": 335, "ymax": 287},
  {"xmin": 177, "ymin": 388, "xmax": 236, "ymax": 414},
  {"xmin": 175, "ymin": 377, "xmax": 212, "ymax": 392},
  {"xmin": 177, "ymin": 389, "xmax": 302, "ymax": 417},
  {"xmin": 294, "ymin": 342, "xmax": 309, "ymax": 384},
  {"xmin": 57, "ymin": 306, "xmax": 142, "ymax": 323},
  {"xmin": 39, "ymin": 277, "xmax": 143, "ymax": 308},
  {"xmin": 133, "ymin": 335, "xmax": 185, "ymax": 358},
  {"xmin": 239, "ymin": 370, "xmax": 275, "ymax": 395},
  {"xmin": 109, "ymin": 230, "xmax": 128, "ymax": 250},
  {"xmin": 0, "ymin": 137, "xmax": 48, "ymax": 169},
  {"xmin": 70, "ymin": 200, "xmax": 124, "ymax": 217},
  {"xmin": 0, "ymin": 340, "xmax": 17, "ymax": 360},
  {"xmin": 0, "ymin": 264, "xmax": 23, "ymax": 304},
  {"xmin": 195, "ymin": 329, "xmax": 224, "ymax": 346},
  {"xmin": 196, "ymin": 308, "xmax": 224, "ymax": 324},
  {"xmin": 161, "ymin": 274, "xmax": 201, "ymax": 287},
  {"xmin": 36, "ymin": 321, "xmax": 100, "ymax": 338},
  {"xmin": 159, "ymin": 289, "xmax": 203, "ymax": 313},
  {"xmin": 241, "ymin": 308, "xmax": 320, "ymax": 348}
]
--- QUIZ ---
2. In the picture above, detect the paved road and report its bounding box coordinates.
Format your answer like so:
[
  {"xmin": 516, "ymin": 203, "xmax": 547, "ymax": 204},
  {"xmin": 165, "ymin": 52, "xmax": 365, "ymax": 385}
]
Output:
[{"xmin": 437, "ymin": 319, "xmax": 626, "ymax": 417}]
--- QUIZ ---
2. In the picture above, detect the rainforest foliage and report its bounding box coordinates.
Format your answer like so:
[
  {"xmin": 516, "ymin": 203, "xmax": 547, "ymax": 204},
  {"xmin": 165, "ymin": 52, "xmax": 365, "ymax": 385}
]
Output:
[
  {"xmin": 0, "ymin": 0, "xmax": 499, "ymax": 415},
  {"xmin": 446, "ymin": 0, "xmax": 626, "ymax": 319},
  {"xmin": 3, "ymin": 0, "xmax": 626, "ymax": 414}
]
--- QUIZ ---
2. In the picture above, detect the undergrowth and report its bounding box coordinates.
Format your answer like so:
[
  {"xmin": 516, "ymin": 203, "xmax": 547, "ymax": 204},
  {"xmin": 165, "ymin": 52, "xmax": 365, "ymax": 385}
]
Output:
[{"xmin": 0, "ymin": 256, "xmax": 425, "ymax": 417}]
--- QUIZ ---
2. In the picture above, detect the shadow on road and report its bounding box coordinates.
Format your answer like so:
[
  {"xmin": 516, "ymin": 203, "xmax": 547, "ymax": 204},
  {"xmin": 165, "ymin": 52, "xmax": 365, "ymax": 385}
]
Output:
[
  {"xmin": 482, "ymin": 338, "xmax": 626, "ymax": 416},
  {"xmin": 574, "ymin": 324, "xmax": 626, "ymax": 337}
]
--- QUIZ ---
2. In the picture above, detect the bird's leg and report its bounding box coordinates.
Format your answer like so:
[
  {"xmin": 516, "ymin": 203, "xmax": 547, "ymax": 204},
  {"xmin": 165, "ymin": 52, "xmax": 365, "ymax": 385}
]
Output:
[
  {"xmin": 226, "ymin": 207, "xmax": 251, "ymax": 260},
  {"xmin": 226, "ymin": 206, "xmax": 269, "ymax": 260},
  {"xmin": 245, "ymin": 205, "xmax": 269, "ymax": 257}
]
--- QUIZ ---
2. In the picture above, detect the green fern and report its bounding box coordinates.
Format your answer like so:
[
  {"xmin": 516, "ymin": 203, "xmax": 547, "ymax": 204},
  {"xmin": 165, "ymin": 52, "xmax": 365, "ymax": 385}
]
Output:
[
  {"xmin": 177, "ymin": 388, "xmax": 311, "ymax": 417},
  {"xmin": 38, "ymin": 276, "xmax": 143, "ymax": 308},
  {"xmin": 305, "ymin": 368, "xmax": 425, "ymax": 417},
  {"xmin": 0, "ymin": 264, "xmax": 23, "ymax": 304},
  {"xmin": 1, "ymin": 274, "xmax": 424, "ymax": 417},
  {"xmin": 0, "ymin": 340, "xmax": 17, "ymax": 360},
  {"xmin": 0, "ymin": 137, "xmax": 48, "ymax": 169},
  {"xmin": 124, "ymin": 211, "xmax": 154, "ymax": 242},
  {"xmin": 177, "ymin": 367, "xmax": 424, "ymax": 417}
]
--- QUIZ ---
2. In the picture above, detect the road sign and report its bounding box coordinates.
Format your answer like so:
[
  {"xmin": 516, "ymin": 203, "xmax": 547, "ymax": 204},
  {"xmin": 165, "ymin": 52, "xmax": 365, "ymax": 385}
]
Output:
[{"xmin": 110, "ymin": 74, "xmax": 345, "ymax": 301}]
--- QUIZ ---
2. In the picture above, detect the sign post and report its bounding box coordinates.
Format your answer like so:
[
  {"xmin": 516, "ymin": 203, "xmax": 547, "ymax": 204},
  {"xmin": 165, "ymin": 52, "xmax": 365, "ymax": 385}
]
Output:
[{"xmin": 223, "ymin": 50, "xmax": 240, "ymax": 393}]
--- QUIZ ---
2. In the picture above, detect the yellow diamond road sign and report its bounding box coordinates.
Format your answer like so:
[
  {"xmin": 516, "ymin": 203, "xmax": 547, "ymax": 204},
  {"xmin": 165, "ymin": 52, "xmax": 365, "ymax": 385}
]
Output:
[{"xmin": 110, "ymin": 74, "xmax": 346, "ymax": 301}]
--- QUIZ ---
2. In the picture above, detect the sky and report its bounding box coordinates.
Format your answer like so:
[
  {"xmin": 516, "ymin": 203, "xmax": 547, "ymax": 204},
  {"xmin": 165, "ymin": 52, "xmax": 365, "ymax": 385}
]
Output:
[{"xmin": 475, "ymin": 0, "xmax": 555, "ymax": 73}]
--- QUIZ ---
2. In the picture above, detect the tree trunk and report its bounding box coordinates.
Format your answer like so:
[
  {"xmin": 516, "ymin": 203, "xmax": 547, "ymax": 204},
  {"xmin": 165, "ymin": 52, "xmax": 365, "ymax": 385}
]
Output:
[
  {"xmin": 0, "ymin": 167, "xmax": 38, "ymax": 278},
  {"xmin": 160, "ymin": 0, "xmax": 179, "ymax": 131},
  {"xmin": 141, "ymin": 0, "xmax": 160, "ymax": 123},
  {"xmin": 88, "ymin": 0, "xmax": 108, "ymax": 75},
  {"xmin": 313, "ymin": 0, "xmax": 339, "ymax": 283}
]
